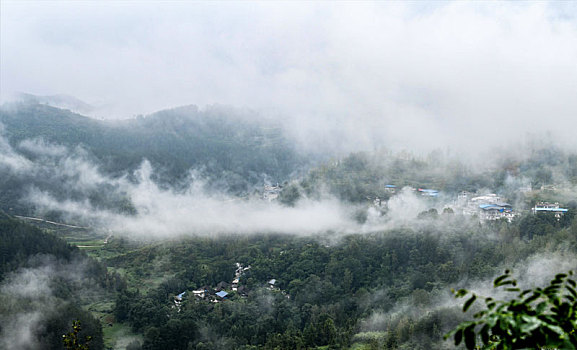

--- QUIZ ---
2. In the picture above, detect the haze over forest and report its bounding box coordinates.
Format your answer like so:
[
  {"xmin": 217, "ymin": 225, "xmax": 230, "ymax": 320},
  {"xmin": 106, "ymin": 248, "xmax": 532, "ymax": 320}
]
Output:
[
  {"xmin": 1, "ymin": 2, "xmax": 577, "ymax": 350},
  {"xmin": 2, "ymin": 1, "xmax": 577, "ymax": 155}
]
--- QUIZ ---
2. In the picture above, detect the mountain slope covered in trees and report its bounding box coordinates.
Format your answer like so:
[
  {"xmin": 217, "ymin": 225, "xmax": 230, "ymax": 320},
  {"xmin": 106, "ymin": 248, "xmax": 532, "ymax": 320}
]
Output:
[
  {"xmin": 0, "ymin": 103, "xmax": 309, "ymax": 192},
  {"xmin": 0, "ymin": 212, "xmax": 113, "ymax": 349}
]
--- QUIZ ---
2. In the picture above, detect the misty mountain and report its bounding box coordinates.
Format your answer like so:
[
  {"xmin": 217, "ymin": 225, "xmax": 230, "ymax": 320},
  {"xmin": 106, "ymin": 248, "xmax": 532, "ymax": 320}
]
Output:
[
  {"xmin": 1, "ymin": 102, "xmax": 307, "ymax": 183},
  {"xmin": 15, "ymin": 93, "xmax": 95, "ymax": 115},
  {"xmin": 0, "ymin": 102, "xmax": 314, "ymax": 216}
]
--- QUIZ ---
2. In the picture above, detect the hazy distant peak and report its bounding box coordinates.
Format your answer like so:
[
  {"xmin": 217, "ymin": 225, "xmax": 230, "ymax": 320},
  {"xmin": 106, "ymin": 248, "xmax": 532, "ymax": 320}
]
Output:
[{"xmin": 15, "ymin": 92, "xmax": 94, "ymax": 115}]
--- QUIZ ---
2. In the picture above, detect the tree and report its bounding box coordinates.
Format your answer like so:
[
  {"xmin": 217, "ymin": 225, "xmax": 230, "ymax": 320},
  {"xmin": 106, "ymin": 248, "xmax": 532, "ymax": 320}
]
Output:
[
  {"xmin": 278, "ymin": 184, "xmax": 301, "ymax": 207},
  {"xmin": 62, "ymin": 320, "xmax": 92, "ymax": 350},
  {"xmin": 446, "ymin": 270, "xmax": 577, "ymax": 349}
]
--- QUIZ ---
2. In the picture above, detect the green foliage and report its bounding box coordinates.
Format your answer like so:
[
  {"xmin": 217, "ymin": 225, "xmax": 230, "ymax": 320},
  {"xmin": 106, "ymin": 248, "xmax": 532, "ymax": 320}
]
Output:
[
  {"xmin": 0, "ymin": 103, "xmax": 309, "ymax": 201},
  {"xmin": 63, "ymin": 320, "xmax": 92, "ymax": 350},
  {"xmin": 104, "ymin": 221, "xmax": 577, "ymax": 349},
  {"xmin": 417, "ymin": 208, "xmax": 439, "ymax": 220},
  {"xmin": 447, "ymin": 270, "xmax": 577, "ymax": 349},
  {"xmin": 518, "ymin": 211, "xmax": 575, "ymax": 240},
  {"xmin": 0, "ymin": 211, "xmax": 76, "ymax": 280},
  {"xmin": 278, "ymin": 183, "xmax": 301, "ymax": 207},
  {"xmin": 0, "ymin": 213, "xmax": 111, "ymax": 349}
]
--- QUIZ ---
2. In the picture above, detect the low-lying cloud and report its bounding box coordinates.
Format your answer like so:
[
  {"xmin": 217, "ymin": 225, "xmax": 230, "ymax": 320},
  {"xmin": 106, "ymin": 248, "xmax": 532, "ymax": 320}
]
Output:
[
  {"xmin": 0, "ymin": 255, "xmax": 97, "ymax": 350},
  {"xmin": 30, "ymin": 162, "xmax": 356, "ymax": 237},
  {"xmin": 357, "ymin": 251, "xmax": 577, "ymax": 338},
  {"xmin": 2, "ymin": 132, "xmax": 360, "ymax": 237}
]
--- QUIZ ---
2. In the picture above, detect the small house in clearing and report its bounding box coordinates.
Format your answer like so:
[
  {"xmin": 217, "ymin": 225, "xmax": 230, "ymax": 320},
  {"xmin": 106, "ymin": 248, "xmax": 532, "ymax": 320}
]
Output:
[
  {"xmin": 478, "ymin": 203, "xmax": 515, "ymax": 222},
  {"xmin": 532, "ymin": 202, "xmax": 568, "ymax": 219},
  {"xmin": 192, "ymin": 288, "xmax": 208, "ymax": 299},
  {"xmin": 175, "ymin": 291, "xmax": 186, "ymax": 301},
  {"xmin": 385, "ymin": 185, "xmax": 396, "ymax": 193},
  {"xmin": 216, "ymin": 291, "xmax": 228, "ymax": 300},
  {"xmin": 418, "ymin": 188, "xmax": 439, "ymax": 197}
]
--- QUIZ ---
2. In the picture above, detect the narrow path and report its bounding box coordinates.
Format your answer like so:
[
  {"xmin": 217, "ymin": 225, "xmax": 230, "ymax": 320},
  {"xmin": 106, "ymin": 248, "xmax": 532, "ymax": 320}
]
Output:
[{"xmin": 14, "ymin": 215, "xmax": 90, "ymax": 229}]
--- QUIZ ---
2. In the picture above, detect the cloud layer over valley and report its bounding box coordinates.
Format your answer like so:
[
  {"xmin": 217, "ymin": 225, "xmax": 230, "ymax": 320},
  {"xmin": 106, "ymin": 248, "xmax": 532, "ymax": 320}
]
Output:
[{"xmin": 1, "ymin": 130, "xmax": 362, "ymax": 237}]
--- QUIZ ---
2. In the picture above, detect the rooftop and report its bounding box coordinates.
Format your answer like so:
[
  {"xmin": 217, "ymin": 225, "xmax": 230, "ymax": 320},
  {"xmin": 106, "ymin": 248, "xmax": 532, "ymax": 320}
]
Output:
[{"xmin": 534, "ymin": 208, "xmax": 568, "ymax": 212}]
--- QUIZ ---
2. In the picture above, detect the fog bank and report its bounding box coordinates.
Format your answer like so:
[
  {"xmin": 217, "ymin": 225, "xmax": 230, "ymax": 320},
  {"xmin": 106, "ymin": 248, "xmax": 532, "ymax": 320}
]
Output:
[{"xmin": 2, "ymin": 2, "xmax": 577, "ymax": 155}]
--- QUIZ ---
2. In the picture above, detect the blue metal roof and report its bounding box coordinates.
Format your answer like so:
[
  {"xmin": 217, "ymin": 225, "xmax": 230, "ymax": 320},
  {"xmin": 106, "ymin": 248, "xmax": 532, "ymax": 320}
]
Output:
[
  {"xmin": 479, "ymin": 204, "xmax": 499, "ymax": 209},
  {"xmin": 385, "ymin": 185, "xmax": 396, "ymax": 188},
  {"xmin": 496, "ymin": 202, "xmax": 512, "ymax": 207},
  {"xmin": 216, "ymin": 291, "xmax": 228, "ymax": 298},
  {"xmin": 535, "ymin": 208, "xmax": 568, "ymax": 212}
]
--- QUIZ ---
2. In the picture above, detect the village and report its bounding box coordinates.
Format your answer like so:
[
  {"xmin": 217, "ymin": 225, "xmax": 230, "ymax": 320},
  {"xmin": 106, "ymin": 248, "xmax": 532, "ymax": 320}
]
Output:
[
  {"xmin": 173, "ymin": 263, "xmax": 283, "ymax": 311},
  {"xmin": 262, "ymin": 182, "xmax": 570, "ymax": 224},
  {"xmin": 168, "ymin": 182, "xmax": 572, "ymax": 313},
  {"xmin": 381, "ymin": 185, "xmax": 570, "ymax": 223}
]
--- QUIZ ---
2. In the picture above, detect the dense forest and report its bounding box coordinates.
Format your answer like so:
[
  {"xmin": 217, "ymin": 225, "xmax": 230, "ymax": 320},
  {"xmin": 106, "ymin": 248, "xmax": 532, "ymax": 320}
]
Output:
[
  {"xmin": 1, "ymin": 103, "xmax": 576, "ymax": 349},
  {"xmin": 101, "ymin": 211, "xmax": 576, "ymax": 349},
  {"xmin": 0, "ymin": 211, "xmax": 118, "ymax": 349},
  {"xmin": 0, "ymin": 103, "xmax": 312, "ymax": 216}
]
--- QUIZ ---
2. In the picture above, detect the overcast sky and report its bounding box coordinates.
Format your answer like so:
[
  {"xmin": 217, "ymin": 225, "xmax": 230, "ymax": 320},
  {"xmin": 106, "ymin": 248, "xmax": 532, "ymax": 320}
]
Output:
[{"xmin": 1, "ymin": 1, "xmax": 576, "ymax": 154}]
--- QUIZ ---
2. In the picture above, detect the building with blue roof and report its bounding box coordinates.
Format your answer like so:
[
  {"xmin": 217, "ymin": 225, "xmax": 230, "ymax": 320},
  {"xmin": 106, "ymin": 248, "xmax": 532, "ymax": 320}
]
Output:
[
  {"xmin": 385, "ymin": 185, "xmax": 396, "ymax": 193},
  {"xmin": 476, "ymin": 201, "xmax": 515, "ymax": 222},
  {"xmin": 418, "ymin": 189, "xmax": 439, "ymax": 197},
  {"xmin": 532, "ymin": 202, "xmax": 568, "ymax": 219}
]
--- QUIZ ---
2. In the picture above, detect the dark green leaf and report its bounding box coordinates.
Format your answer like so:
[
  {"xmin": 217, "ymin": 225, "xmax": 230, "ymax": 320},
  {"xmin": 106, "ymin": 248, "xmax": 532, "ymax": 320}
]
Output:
[
  {"xmin": 494, "ymin": 275, "xmax": 508, "ymax": 287},
  {"xmin": 455, "ymin": 289, "xmax": 469, "ymax": 298},
  {"xmin": 464, "ymin": 294, "xmax": 477, "ymax": 312},
  {"xmin": 454, "ymin": 328, "xmax": 463, "ymax": 346},
  {"xmin": 566, "ymin": 285, "xmax": 577, "ymax": 300},
  {"xmin": 480, "ymin": 324, "xmax": 490, "ymax": 345},
  {"xmin": 464, "ymin": 324, "xmax": 476, "ymax": 349}
]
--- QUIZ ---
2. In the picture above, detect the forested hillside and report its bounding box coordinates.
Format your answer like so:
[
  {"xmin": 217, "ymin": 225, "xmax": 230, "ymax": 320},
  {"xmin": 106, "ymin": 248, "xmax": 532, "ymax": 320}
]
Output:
[
  {"xmin": 100, "ymin": 212, "xmax": 577, "ymax": 349},
  {"xmin": 0, "ymin": 103, "xmax": 309, "ymax": 200},
  {"xmin": 3, "ymin": 1, "xmax": 576, "ymax": 349},
  {"xmin": 280, "ymin": 148, "xmax": 577, "ymax": 206},
  {"xmin": 2, "ymin": 102, "xmax": 577, "ymax": 349},
  {"xmin": 0, "ymin": 212, "xmax": 124, "ymax": 350}
]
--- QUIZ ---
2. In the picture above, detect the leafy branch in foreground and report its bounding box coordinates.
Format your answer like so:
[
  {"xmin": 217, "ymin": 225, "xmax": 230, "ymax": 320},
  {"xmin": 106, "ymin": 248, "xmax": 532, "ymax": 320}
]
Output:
[
  {"xmin": 446, "ymin": 270, "xmax": 577, "ymax": 349},
  {"xmin": 63, "ymin": 320, "xmax": 92, "ymax": 350}
]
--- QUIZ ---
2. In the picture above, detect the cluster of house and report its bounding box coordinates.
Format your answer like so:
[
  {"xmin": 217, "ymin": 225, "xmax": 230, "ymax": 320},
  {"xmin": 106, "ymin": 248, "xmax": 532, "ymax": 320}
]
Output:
[
  {"xmin": 456, "ymin": 194, "xmax": 571, "ymax": 222},
  {"xmin": 263, "ymin": 183, "xmax": 283, "ymax": 201},
  {"xmin": 458, "ymin": 193, "xmax": 516, "ymax": 222},
  {"xmin": 173, "ymin": 263, "xmax": 251, "ymax": 307},
  {"xmin": 372, "ymin": 181, "xmax": 572, "ymax": 224},
  {"xmin": 374, "ymin": 185, "xmax": 440, "ymax": 206}
]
